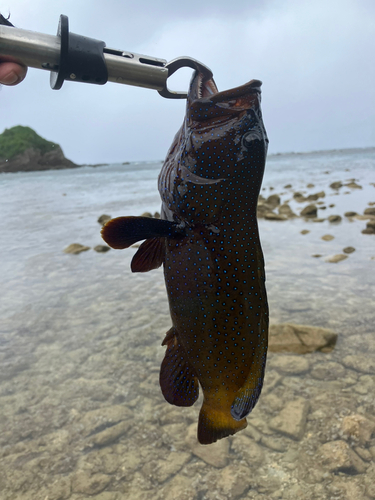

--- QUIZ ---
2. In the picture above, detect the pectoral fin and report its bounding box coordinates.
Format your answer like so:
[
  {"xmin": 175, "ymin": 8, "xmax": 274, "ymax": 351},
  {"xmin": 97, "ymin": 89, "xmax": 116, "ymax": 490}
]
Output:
[
  {"xmin": 160, "ymin": 327, "xmax": 199, "ymax": 407},
  {"xmin": 101, "ymin": 216, "xmax": 185, "ymax": 249},
  {"xmin": 131, "ymin": 237, "xmax": 165, "ymax": 272}
]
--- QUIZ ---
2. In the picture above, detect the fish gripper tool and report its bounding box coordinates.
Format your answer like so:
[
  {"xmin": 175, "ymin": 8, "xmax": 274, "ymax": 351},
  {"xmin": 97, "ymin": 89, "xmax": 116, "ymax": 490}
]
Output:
[{"xmin": 0, "ymin": 14, "xmax": 212, "ymax": 98}]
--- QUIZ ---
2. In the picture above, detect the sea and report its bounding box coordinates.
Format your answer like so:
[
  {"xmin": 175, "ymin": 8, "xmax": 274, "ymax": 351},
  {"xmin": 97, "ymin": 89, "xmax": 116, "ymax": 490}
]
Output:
[{"xmin": 0, "ymin": 147, "xmax": 374, "ymax": 499}]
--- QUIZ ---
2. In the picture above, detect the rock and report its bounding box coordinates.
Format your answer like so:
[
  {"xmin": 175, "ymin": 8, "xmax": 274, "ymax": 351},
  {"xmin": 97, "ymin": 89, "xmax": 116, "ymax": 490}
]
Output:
[
  {"xmin": 80, "ymin": 405, "xmax": 133, "ymax": 437},
  {"xmin": 362, "ymin": 220, "xmax": 375, "ymax": 234},
  {"xmin": 346, "ymin": 182, "xmax": 362, "ymax": 189},
  {"xmin": 185, "ymin": 423, "xmax": 229, "ymax": 468},
  {"xmin": 300, "ymin": 204, "xmax": 317, "ymax": 218},
  {"xmin": 345, "ymin": 211, "xmax": 358, "ymax": 217},
  {"xmin": 154, "ymin": 211, "xmax": 160, "ymax": 219},
  {"xmin": 293, "ymin": 192, "xmax": 306, "ymax": 202},
  {"xmin": 231, "ymin": 436, "xmax": 265, "ymax": 466},
  {"xmin": 152, "ymin": 451, "xmax": 191, "ymax": 484},
  {"xmin": 321, "ymin": 234, "xmax": 334, "ymax": 241},
  {"xmin": 328, "ymin": 214, "xmax": 342, "ymax": 223},
  {"xmin": 330, "ymin": 181, "xmax": 343, "ymax": 189},
  {"xmin": 279, "ymin": 203, "xmax": 297, "ymax": 217},
  {"xmin": 326, "ymin": 254, "xmax": 348, "ymax": 263},
  {"xmin": 307, "ymin": 183, "xmax": 315, "ymax": 188},
  {"xmin": 330, "ymin": 479, "xmax": 366, "ymax": 500},
  {"xmin": 71, "ymin": 471, "xmax": 111, "ymax": 495},
  {"xmin": 44, "ymin": 477, "xmax": 72, "ymax": 500},
  {"xmin": 269, "ymin": 323, "xmax": 338, "ymax": 354},
  {"xmin": 284, "ymin": 184, "xmax": 292, "ymax": 188},
  {"xmin": 63, "ymin": 243, "xmax": 90, "ymax": 254},
  {"xmin": 312, "ymin": 217, "xmax": 325, "ymax": 222},
  {"xmin": 364, "ymin": 464, "xmax": 375, "ymax": 498},
  {"xmin": 0, "ymin": 126, "xmax": 80, "ymax": 173},
  {"xmin": 312, "ymin": 254, "xmax": 322, "ymax": 258},
  {"xmin": 271, "ymin": 355, "xmax": 310, "ymax": 375},
  {"xmin": 264, "ymin": 213, "xmax": 287, "ymax": 221},
  {"xmin": 342, "ymin": 355, "xmax": 375, "ymax": 374},
  {"xmin": 89, "ymin": 420, "xmax": 131, "ymax": 447},
  {"xmin": 216, "ymin": 464, "xmax": 253, "ymax": 498},
  {"xmin": 311, "ymin": 361, "xmax": 345, "ymax": 380},
  {"xmin": 341, "ymin": 415, "xmax": 375, "ymax": 445},
  {"xmin": 266, "ymin": 194, "xmax": 281, "ymax": 209},
  {"xmin": 343, "ymin": 246, "xmax": 355, "ymax": 254},
  {"xmin": 318, "ymin": 440, "xmax": 367, "ymax": 474},
  {"xmin": 98, "ymin": 214, "xmax": 112, "ymax": 225},
  {"xmin": 300, "ymin": 230, "xmax": 310, "ymax": 235},
  {"xmin": 306, "ymin": 191, "xmax": 325, "ymax": 201},
  {"xmin": 140, "ymin": 211, "xmax": 153, "ymax": 218},
  {"xmin": 94, "ymin": 245, "xmax": 111, "ymax": 253},
  {"xmin": 158, "ymin": 475, "xmax": 197, "ymax": 500},
  {"xmin": 269, "ymin": 398, "xmax": 310, "ymax": 440},
  {"xmin": 364, "ymin": 207, "xmax": 375, "ymax": 216}
]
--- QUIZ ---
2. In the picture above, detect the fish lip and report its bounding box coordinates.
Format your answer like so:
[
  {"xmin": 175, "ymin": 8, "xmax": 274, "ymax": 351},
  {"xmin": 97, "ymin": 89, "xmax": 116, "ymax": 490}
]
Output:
[{"xmin": 192, "ymin": 71, "xmax": 262, "ymax": 103}]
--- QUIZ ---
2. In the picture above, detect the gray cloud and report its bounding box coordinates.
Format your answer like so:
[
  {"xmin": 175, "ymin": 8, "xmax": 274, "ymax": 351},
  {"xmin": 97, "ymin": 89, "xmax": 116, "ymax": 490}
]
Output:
[{"xmin": 0, "ymin": 0, "xmax": 374, "ymax": 163}]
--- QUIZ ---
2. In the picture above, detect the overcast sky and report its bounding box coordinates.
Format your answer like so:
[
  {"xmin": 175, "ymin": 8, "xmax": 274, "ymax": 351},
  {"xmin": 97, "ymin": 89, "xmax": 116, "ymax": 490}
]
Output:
[{"xmin": 0, "ymin": 0, "xmax": 374, "ymax": 164}]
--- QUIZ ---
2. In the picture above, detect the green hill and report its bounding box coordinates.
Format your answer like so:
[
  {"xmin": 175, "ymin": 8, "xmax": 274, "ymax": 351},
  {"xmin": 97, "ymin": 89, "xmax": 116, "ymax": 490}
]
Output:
[{"xmin": 0, "ymin": 125, "xmax": 58, "ymax": 161}]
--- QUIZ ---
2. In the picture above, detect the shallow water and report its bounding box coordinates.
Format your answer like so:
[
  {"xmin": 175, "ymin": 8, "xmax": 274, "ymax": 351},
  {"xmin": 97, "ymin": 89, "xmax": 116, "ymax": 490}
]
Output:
[{"xmin": 0, "ymin": 148, "xmax": 374, "ymax": 500}]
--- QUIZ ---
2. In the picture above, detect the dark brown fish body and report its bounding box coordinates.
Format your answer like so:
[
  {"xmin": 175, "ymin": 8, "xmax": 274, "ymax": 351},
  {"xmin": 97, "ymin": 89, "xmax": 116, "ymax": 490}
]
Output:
[{"xmin": 102, "ymin": 71, "xmax": 269, "ymax": 444}]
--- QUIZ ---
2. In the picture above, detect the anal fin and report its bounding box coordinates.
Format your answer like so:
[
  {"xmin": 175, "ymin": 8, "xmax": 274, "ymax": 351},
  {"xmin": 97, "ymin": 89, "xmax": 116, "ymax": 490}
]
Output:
[{"xmin": 160, "ymin": 327, "xmax": 199, "ymax": 407}]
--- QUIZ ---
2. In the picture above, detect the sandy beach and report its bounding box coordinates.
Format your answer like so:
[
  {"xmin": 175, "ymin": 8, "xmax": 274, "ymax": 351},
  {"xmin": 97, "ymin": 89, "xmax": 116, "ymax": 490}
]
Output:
[{"xmin": 0, "ymin": 149, "xmax": 374, "ymax": 500}]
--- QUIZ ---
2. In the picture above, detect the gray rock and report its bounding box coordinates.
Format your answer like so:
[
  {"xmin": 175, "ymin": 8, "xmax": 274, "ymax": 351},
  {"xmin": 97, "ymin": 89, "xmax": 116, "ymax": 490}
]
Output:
[
  {"xmin": 264, "ymin": 213, "xmax": 287, "ymax": 221},
  {"xmin": 94, "ymin": 245, "xmax": 111, "ymax": 253},
  {"xmin": 279, "ymin": 203, "xmax": 297, "ymax": 217},
  {"xmin": 63, "ymin": 243, "xmax": 90, "ymax": 254},
  {"xmin": 311, "ymin": 361, "xmax": 345, "ymax": 380},
  {"xmin": 345, "ymin": 211, "xmax": 358, "ymax": 217},
  {"xmin": 321, "ymin": 234, "xmax": 334, "ymax": 241},
  {"xmin": 0, "ymin": 145, "xmax": 80, "ymax": 173},
  {"xmin": 266, "ymin": 194, "xmax": 281, "ymax": 208},
  {"xmin": 342, "ymin": 355, "xmax": 375, "ymax": 374},
  {"xmin": 216, "ymin": 464, "xmax": 254, "ymax": 498},
  {"xmin": 326, "ymin": 254, "xmax": 348, "ymax": 263},
  {"xmin": 330, "ymin": 181, "xmax": 343, "ymax": 189},
  {"xmin": 306, "ymin": 191, "xmax": 325, "ymax": 201},
  {"xmin": 269, "ymin": 323, "xmax": 338, "ymax": 354},
  {"xmin": 89, "ymin": 420, "xmax": 131, "ymax": 447},
  {"xmin": 185, "ymin": 423, "xmax": 229, "ymax": 468},
  {"xmin": 71, "ymin": 471, "xmax": 111, "ymax": 495},
  {"xmin": 346, "ymin": 182, "xmax": 362, "ymax": 189},
  {"xmin": 80, "ymin": 405, "xmax": 133, "ymax": 437},
  {"xmin": 342, "ymin": 246, "xmax": 355, "ymax": 254},
  {"xmin": 269, "ymin": 398, "xmax": 310, "ymax": 440},
  {"xmin": 294, "ymin": 192, "xmax": 306, "ymax": 202},
  {"xmin": 271, "ymin": 355, "xmax": 310, "ymax": 375},
  {"xmin": 97, "ymin": 214, "xmax": 112, "ymax": 225},
  {"xmin": 364, "ymin": 207, "xmax": 375, "ymax": 216},
  {"xmin": 300, "ymin": 229, "xmax": 310, "ymax": 234},
  {"xmin": 341, "ymin": 414, "xmax": 375, "ymax": 445},
  {"xmin": 318, "ymin": 440, "xmax": 367, "ymax": 474},
  {"xmin": 328, "ymin": 214, "xmax": 342, "ymax": 223},
  {"xmin": 231, "ymin": 435, "xmax": 265, "ymax": 466},
  {"xmin": 300, "ymin": 204, "xmax": 318, "ymax": 218}
]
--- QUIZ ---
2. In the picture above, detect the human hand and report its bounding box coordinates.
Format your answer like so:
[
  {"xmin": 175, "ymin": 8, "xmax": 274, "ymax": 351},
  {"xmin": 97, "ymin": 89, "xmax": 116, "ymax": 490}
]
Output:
[{"xmin": 0, "ymin": 60, "xmax": 27, "ymax": 85}]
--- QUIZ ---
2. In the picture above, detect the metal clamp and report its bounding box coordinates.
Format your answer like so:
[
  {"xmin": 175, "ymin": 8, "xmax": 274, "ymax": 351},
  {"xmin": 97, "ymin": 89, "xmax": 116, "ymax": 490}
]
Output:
[{"xmin": 0, "ymin": 13, "xmax": 212, "ymax": 98}]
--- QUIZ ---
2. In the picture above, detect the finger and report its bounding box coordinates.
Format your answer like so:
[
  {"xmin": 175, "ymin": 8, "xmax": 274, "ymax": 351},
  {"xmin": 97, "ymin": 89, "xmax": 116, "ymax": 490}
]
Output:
[{"xmin": 0, "ymin": 62, "xmax": 27, "ymax": 85}]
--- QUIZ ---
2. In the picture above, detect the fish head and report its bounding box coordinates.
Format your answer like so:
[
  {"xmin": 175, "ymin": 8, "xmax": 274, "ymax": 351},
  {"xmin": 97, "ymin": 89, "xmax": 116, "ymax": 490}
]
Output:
[
  {"xmin": 159, "ymin": 71, "xmax": 268, "ymax": 223},
  {"xmin": 185, "ymin": 71, "xmax": 268, "ymax": 174}
]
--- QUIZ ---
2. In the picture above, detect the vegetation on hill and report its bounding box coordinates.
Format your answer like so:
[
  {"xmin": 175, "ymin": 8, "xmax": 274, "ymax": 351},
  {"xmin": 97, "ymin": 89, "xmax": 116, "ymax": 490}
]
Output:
[{"xmin": 0, "ymin": 125, "xmax": 58, "ymax": 161}]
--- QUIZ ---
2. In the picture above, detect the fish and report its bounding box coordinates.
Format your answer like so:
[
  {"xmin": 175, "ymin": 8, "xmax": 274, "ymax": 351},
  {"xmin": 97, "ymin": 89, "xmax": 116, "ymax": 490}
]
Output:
[{"xmin": 101, "ymin": 69, "xmax": 269, "ymax": 445}]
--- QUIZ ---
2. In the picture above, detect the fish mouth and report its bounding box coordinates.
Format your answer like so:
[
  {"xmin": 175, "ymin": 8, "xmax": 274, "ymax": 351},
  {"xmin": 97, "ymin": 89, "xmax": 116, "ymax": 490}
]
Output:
[
  {"xmin": 188, "ymin": 71, "xmax": 262, "ymax": 123},
  {"xmin": 193, "ymin": 71, "xmax": 262, "ymax": 101}
]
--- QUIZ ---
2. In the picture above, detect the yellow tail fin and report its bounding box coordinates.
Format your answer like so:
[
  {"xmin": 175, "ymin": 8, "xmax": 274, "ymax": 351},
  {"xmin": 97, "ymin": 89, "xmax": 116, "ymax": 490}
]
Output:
[{"xmin": 197, "ymin": 400, "xmax": 247, "ymax": 445}]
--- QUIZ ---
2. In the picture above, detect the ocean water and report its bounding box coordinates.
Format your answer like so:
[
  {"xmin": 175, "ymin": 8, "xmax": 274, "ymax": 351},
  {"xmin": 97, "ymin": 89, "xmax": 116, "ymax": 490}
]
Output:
[{"xmin": 0, "ymin": 148, "xmax": 374, "ymax": 499}]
